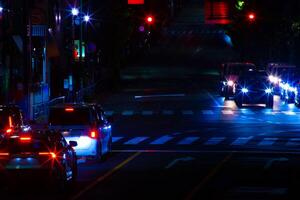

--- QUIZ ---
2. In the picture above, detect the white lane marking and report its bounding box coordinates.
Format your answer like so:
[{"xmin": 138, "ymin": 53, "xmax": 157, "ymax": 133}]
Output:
[
  {"xmin": 202, "ymin": 110, "xmax": 214, "ymax": 115},
  {"xmin": 142, "ymin": 111, "xmax": 154, "ymax": 116},
  {"xmin": 282, "ymin": 111, "xmax": 296, "ymax": 116},
  {"xmin": 231, "ymin": 136, "xmax": 253, "ymax": 146},
  {"xmin": 286, "ymin": 138, "xmax": 300, "ymax": 146},
  {"xmin": 182, "ymin": 110, "xmax": 194, "ymax": 115},
  {"xmin": 124, "ymin": 137, "xmax": 149, "ymax": 145},
  {"xmin": 204, "ymin": 137, "xmax": 225, "ymax": 145},
  {"xmin": 178, "ymin": 137, "xmax": 200, "ymax": 145},
  {"xmin": 240, "ymin": 109, "xmax": 255, "ymax": 115},
  {"xmin": 134, "ymin": 94, "xmax": 185, "ymax": 99},
  {"xmin": 222, "ymin": 110, "xmax": 234, "ymax": 115},
  {"xmin": 105, "ymin": 111, "xmax": 114, "ymax": 116},
  {"xmin": 162, "ymin": 110, "xmax": 174, "ymax": 115},
  {"xmin": 122, "ymin": 111, "xmax": 134, "ymax": 116},
  {"xmin": 112, "ymin": 137, "xmax": 123, "ymax": 143},
  {"xmin": 258, "ymin": 138, "xmax": 278, "ymax": 146},
  {"xmin": 150, "ymin": 135, "xmax": 174, "ymax": 145}
]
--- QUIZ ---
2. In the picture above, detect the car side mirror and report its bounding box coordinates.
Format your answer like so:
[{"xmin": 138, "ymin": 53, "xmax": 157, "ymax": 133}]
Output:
[{"xmin": 69, "ymin": 141, "xmax": 78, "ymax": 147}]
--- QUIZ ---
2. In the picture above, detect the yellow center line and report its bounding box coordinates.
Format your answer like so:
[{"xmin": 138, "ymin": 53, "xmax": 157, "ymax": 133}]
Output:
[
  {"xmin": 72, "ymin": 152, "xmax": 142, "ymax": 200},
  {"xmin": 184, "ymin": 153, "xmax": 233, "ymax": 200}
]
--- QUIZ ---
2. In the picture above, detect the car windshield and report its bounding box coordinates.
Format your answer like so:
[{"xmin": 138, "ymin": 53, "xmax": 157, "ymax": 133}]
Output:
[{"xmin": 49, "ymin": 107, "xmax": 91, "ymax": 126}]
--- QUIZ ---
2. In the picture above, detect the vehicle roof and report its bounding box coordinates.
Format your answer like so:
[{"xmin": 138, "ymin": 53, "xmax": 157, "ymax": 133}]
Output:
[
  {"xmin": 222, "ymin": 62, "xmax": 256, "ymax": 67},
  {"xmin": 267, "ymin": 63, "xmax": 296, "ymax": 68},
  {"xmin": 50, "ymin": 103, "xmax": 93, "ymax": 109}
]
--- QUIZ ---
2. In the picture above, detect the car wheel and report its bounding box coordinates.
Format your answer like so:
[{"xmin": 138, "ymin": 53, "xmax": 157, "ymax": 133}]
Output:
[{"xmin": 53, "ymin": 167, "xmax": 68, "ymax": 192}]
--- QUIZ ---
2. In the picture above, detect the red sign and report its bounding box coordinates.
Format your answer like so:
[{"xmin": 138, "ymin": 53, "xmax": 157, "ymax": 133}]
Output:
[
  {"xmin": 128, "ymin": 0, "xmax": 144, "ymax": 5},
  {"xmin": 205, "ymin": 0, "xmax": 231, "ymax": 25}
]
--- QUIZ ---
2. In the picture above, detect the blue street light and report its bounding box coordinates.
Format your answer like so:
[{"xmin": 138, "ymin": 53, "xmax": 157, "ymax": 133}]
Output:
[{"xmin": 71, "ymin": 8, "xmax": 79, "ymax": 16}]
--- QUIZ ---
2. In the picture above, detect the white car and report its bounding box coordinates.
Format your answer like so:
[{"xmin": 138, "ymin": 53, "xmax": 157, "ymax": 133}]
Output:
[{"xmin": 48, "ymin": 104, "xmax": 112, "ymax": 161}]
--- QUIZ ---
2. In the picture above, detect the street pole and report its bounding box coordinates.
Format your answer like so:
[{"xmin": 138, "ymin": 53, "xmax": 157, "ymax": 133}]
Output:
[{"xmin": 79, "ymin": 0, "xmax": 83, "ymax": 90}]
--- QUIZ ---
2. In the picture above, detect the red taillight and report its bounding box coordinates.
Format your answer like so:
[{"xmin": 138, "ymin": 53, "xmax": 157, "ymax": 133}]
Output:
[
  {"xmin": 39, "ymin": 152, "xmax": 56, "ymax": 159},
  {"xmin": 20, "ymin": 137, "xmax": 32, "ymax": 142},
  {"xmin": 6, "ymin": 128, "xmax": 13, "ymax": 134},
  {"xmin": 90, "ymin": 130, "xmax": 98, "ymax": 139},
  {"xmin": 65, "ymin": 107, "xmax": 74, "ymax": 112},
  {"xmin": 0, "ymin": 153, "xmax": 9, "ymax": 156}
]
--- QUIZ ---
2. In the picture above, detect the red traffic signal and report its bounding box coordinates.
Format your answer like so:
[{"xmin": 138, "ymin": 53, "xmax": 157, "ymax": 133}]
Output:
[
  {"xmin": 247, "ymin": 12, "xmax": 256, "ymax": 22},
  {"xmin": 146, "ymin": 15, "xmax": 154, "ymax": 25}
]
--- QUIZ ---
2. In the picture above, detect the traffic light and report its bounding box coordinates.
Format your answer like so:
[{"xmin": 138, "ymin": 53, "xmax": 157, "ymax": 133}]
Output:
[
  {"xmin": 235, "ymin": 0, "xmax": 245, "ymax": 11},
  {"xmin": 146, "ymin": 15, "xmax": 154, "ymax": 25},
  {"xmin": 247, "ymin": 12, "xmax": 256, "ymax": 22}
]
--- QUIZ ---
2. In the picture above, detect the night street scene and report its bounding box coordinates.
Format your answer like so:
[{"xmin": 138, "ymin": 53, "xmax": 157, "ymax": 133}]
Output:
[{"xmin": 4, "ymin": 0, "xmax": 300, "ymax": 199}]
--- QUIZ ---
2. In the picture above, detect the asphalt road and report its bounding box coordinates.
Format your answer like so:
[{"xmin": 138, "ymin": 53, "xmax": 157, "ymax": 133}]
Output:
[{"xmin": 3, "ymin": 85, "xmax": 300, "ymax": 200}]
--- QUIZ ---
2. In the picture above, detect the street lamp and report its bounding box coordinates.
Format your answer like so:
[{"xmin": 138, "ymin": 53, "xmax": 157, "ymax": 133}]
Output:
[{"xmin": 0, "ymin": 7, "xmax": 3, "ymax": 13}]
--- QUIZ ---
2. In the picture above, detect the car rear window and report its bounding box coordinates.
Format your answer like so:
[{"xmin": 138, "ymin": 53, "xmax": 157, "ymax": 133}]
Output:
[
  {"xmin": 49, "ymin": 107, "xmax": 91, "ymax": 126},
  {"xmin": 0, "ymin": 133, "xmax": 52, "ymax": 153}
]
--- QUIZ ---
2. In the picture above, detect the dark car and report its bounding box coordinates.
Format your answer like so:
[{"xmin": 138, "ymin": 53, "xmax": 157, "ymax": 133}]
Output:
[
  {"xmin": 48, "ymin": 103, "xmax": 112, "ymax": 161},
  {"xmin": 0, "ymin": 105, "xmax": 30, "ymax": 138},
  {"xmin": 220, "ymin": 62, "xmax": 256, "ymax": 99},
  {"xmin": 234, "ymin": 70, "xmax": 274, "ymax": 108},
  {"xmin": 278, "ymin": 69, "xmax": 300, "ymax": 103},
  {"xmin": 0, "ymin": 130, "xmax": 77, "ymax": 188}
]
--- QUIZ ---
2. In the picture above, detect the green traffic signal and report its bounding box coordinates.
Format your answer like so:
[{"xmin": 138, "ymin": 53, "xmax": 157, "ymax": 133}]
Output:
[{"xmin": 235, "ymin": 0, "xmax": 245, "ymax": 11}]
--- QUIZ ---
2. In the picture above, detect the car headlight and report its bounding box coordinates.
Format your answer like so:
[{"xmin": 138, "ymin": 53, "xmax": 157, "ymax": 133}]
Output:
[
  {"xmin": 227, "ymin": 80, "xmax": 234, "ymax": 87},
  {"xmin": 265, "ymin": 88, "xmax": 272, "ymax": 94},
  {"xmin": 269, "ymin": 75, "xmax": 280, "ymax": 84},
  {"xmin": 241, "ymin": 88, "xmax": 249, "ymax": 93}
]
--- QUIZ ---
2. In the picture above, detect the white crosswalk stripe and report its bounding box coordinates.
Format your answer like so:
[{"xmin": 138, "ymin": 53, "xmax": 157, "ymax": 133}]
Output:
[
  {"xmin": 258, "ymin": 138, "xmax": 278, "ymax": 146},
  {"xmin": 122, "ymin": 111, "xmax": 134, "ymax": 116},
  {"xmin": 222, "ymin": 110, "xmax": 234, "ymax": 115},
  {"xmin": 286, "ymin": 138, "xmax": 300, "ymax": 146},
  {"xmin": 124, "ymin": 137, "xmax": 149, "ymax": 145},
  {"xmin": 204, "ymin": 137, "xmax": 225, "ymax": 145},
  {"xmin": 202, "ymin": 110, "xmax": 214, "ymax": 115},
  {"xmin": 112, "ymin": 137, "xmax": 123, "ymax": 143},
  {"xmin": 178, "ymin": 137, "xmax": 200, "ymax": 145},
  {"xmin": 231, "ymin": 136, "xmax": 253, "ymax": 146},
  {"xmin": 182, "ymin": 110, "xmax": 194, "ymax": 115},
  {"xmin": 150, "ymin": 135, "xmax": 174, "ymax": 145},
  {"xmin": 105, "ymin": 111, "xmax": 114, "ymax": 116}
]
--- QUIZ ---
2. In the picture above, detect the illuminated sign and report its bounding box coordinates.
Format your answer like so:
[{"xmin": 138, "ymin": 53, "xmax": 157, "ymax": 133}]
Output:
[{"xmin": 128, "ymin": 0, "xmax": 144, "ymax": 5}]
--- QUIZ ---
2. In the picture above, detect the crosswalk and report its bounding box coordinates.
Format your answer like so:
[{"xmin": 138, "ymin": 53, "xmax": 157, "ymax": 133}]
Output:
[
  {"xmin": 105, "ymin": 109, "xmax": 300, "ymax": 117},
  {"xmin": 112, "ymin": 135, "xmax": 300, "ymax": 148}
]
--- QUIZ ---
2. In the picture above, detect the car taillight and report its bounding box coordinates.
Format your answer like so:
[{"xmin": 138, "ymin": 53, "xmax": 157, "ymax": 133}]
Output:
[
  {"xmin": 20, "ymin": 137, "xmax": 32, "ymax": 142},
  {"xmin": 6, "ymin": 128, "xmax": 13, "ymax": 134},
  {"xmin": 89, "ymin": 130, "xmax": 99, "ymax": 139},
  {"xmin": 39, "ymin": 152, "xmax": 56, "ymax": 159},
  {"xmin": 65, "ymin": 107, "xmax": 74, "ymax": 112},
  {"xmin": 0, "ymin": 153, "xmax": 9, "ymax": 156}
]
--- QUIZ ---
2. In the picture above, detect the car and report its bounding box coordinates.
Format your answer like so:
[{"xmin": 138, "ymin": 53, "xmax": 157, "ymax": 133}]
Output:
[
  {"xmin": 219, "ymin": 62, "xmax": 257, "ymax": 100},
  {"xmin": 0, "ymin": 105, "xmax": 30, "ymax": 138},
  {"xmin": 278, "ymin": 69, "xmax": 300, "ymax": 103},
  {"xmin": 266, "ymin": 63, "xmax": 297, "ymax": 95},
  {"xmin": 0, "ymin": 130, "xmax": 77, "ymax": 189},
  {"xmin": 234, "ymin": 70, "xmax": 274, "ymax": 108},
  {"xmin": 48, "ymin": 103, "xmax": 112, "ymax": 161}
]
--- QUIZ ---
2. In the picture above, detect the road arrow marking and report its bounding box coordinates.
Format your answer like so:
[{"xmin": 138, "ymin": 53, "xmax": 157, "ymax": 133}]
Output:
[{"xmin": 165, "ymin": 157, "xmax": 195, "ymax": 169}]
